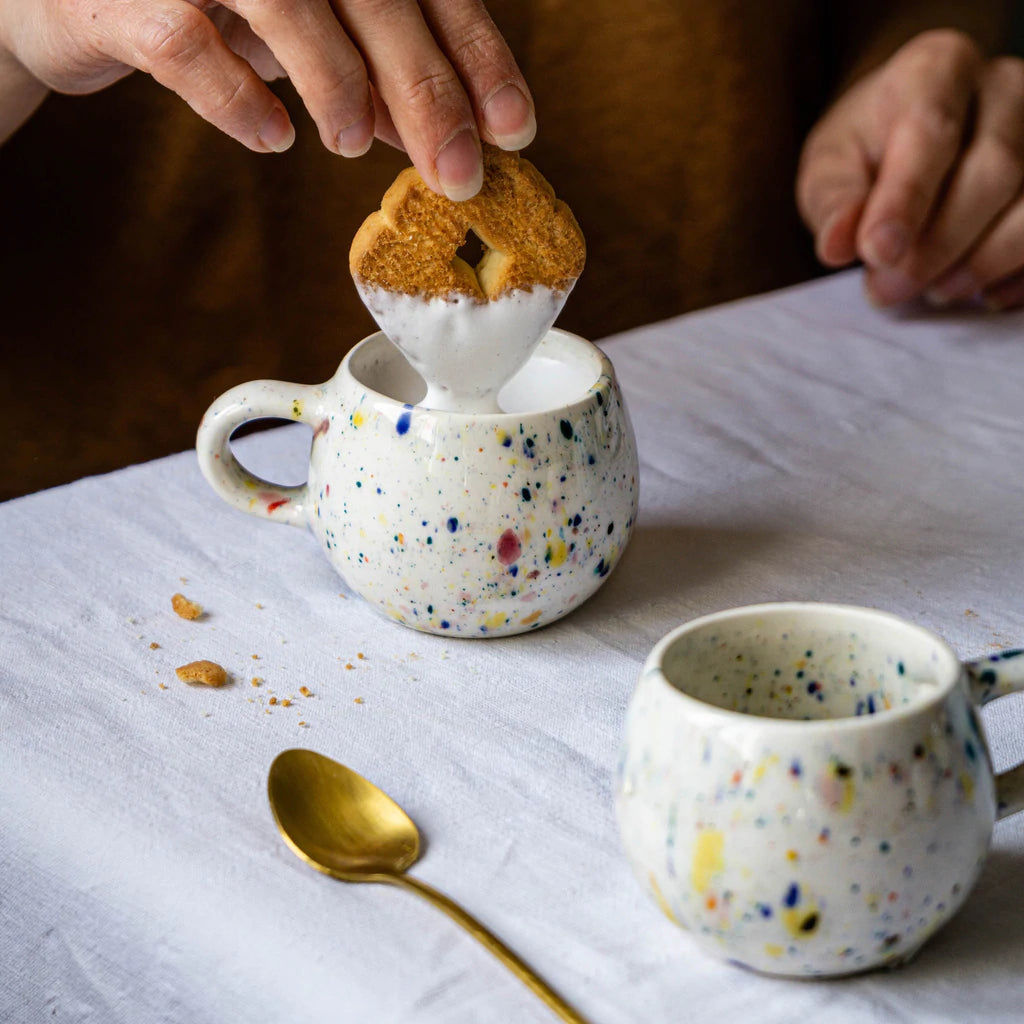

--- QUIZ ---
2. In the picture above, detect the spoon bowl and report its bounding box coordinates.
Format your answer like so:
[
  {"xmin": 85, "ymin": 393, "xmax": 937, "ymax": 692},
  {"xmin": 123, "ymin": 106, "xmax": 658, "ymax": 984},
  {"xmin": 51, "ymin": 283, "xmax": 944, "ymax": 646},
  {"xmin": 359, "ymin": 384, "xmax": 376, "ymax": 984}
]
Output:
[
  {"xmin": 267, "ymin": 749, "xmax": 588, "ymax": 1024},
  {"xmin": 268, "ymin": 748, "xmax": 419, "ymax": 880}
]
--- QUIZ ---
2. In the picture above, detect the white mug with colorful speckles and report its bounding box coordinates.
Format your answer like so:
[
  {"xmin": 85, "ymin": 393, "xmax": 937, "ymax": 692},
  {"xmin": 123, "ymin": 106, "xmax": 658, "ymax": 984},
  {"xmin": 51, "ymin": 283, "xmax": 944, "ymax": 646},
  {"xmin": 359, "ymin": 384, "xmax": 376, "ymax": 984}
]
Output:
[
  {"xmin": 196, "ymin": 328, "xmax": 638, "ymax": 637},
  {"xmin": 615, "ymin": 603, "xmax": 1024, "ymax": 978}
]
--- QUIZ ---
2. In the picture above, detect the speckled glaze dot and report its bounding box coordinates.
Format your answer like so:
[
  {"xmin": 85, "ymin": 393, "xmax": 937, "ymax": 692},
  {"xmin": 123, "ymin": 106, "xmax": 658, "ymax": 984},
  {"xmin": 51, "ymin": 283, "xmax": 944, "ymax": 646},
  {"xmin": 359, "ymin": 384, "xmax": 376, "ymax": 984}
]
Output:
[
  {"xmin": 615, "ymin": 604, "xmax": 1024, "ymax": 977},
  {"xmin": 197, "ymin": 329, "xmax": 638, "ymax": 637}
]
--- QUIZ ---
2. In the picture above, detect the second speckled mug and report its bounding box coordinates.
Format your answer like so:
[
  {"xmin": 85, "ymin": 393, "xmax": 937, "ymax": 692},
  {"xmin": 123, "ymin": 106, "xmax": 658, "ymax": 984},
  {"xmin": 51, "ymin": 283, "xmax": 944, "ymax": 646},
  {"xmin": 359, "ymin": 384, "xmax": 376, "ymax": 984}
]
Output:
[
  {"xmin": 615, "ymin": 603, "xmax": 1024, "ymax": 977},
  {"xmin": 196, "ymin": 329, "xmax": 638, "ymax": 637}
]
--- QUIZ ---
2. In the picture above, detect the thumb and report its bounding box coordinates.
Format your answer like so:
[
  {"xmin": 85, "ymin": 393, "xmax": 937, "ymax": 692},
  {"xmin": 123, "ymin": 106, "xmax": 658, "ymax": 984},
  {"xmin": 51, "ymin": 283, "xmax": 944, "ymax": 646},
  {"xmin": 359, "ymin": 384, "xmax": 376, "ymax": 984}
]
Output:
[{"xmin": 796, "ymin": 131, "xmax": 872, "ymax": 267}]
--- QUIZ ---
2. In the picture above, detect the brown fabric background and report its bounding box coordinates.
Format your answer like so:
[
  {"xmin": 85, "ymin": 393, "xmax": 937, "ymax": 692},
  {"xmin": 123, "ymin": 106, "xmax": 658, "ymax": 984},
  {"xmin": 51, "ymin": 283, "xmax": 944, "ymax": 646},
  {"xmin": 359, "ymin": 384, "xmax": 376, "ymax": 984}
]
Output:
[{"xmin": 1, "ymin": 2, "xmax": 836, "ymax": 499}]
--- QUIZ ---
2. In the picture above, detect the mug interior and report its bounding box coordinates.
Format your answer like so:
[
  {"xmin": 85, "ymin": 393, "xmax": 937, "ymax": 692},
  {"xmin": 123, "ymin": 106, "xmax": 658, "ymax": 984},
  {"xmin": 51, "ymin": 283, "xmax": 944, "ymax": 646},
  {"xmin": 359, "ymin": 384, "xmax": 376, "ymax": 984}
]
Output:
[
  {"xmin": 658, "ymin": 604, "xmax": 958, "ymax": 722},
  {"xmin": 346, "ymin": 330, "xmax": 604, "ymax": 413}
]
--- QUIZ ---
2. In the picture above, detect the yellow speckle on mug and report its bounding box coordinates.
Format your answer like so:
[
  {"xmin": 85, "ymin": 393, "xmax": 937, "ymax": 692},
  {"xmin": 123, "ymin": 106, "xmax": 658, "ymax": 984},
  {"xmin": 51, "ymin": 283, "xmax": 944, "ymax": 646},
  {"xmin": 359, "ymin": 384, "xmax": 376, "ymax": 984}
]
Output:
[
  {"xmin": 545, "ymin": 538, "xmax": 568, "ymax": 568},
  {"xmin": 753, "ymin": 754, "xmax": 779, "ymax": 782},
  {"xmin": 692, "ymin": 829, "xmax": 725, "ymax": 894}
]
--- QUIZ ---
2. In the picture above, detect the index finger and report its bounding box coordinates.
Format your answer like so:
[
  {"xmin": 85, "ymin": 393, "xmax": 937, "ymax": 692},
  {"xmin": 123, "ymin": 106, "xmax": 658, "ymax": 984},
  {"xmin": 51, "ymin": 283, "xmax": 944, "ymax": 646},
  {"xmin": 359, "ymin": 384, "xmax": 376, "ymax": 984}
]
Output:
[
  {"xmin": 340, "ymin": 0, "xmax": 485, "ymax": 200},
  {"xmin": 857, "ymin": 31, "xmax": 981, "ymax": 269}
]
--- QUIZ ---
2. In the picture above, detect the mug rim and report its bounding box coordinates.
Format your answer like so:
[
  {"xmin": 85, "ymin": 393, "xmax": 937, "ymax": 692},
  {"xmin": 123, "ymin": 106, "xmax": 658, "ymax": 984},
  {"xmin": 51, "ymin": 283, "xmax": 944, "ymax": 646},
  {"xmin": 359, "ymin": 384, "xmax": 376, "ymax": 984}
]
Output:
[
  {"xmin": 339, "ymin": 328, "xmax": 614, "ymax": 420},
  {"xmin": 645, "ymin": 601, "xmax": 963, "ymax": 731}
]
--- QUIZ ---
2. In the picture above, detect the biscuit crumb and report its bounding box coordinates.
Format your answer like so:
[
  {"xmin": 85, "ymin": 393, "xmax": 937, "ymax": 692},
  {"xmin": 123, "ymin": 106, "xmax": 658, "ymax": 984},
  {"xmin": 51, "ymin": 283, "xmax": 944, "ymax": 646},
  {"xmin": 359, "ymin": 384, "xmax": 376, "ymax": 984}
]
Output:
[
  {"xmin": 158, "ymin": 683, "xmax": 167, "ymax": 690},
  {"xmin": 269, "ymin": 696, "xmax": 278, "ymax": 706},
  {"xmin": 298, "ymin": 721, "xmax": 309, "ymax": 727},
  {"xmin": 354, "ymin": 697, "xmax": 364, "ymax": 704},
  {"xmin": 251, "ymin": 654, "xmax": 260, "ymax": 660},
  {"xmin": 149, "ymin": 642, "xmax": 160, "ymax": 650},
  {"xmin": 299, "ymin": 686, "xmax": 313, "ymax": 697},
  {"xmin": 171, "ymin": 593, "xmax": 203, "ymax": 620},
  {"xmin": 251, "ymin": 676, "xmax": 262, "ymax": 687},
  {"xmin": 175, "ymin": 660, "xmax": 227, "ymax": 687},
  {"xmin": 345, "ymin": 662, "xmax": 354, "ymax": 670},
  {"xmin": 281, "ymin": 699, "xmax": 292, "ymax": 707},
  {"xmin": 357, "ymin": 652, "xmax": 365, "ymax": 660},
  {"xmin": 255, "ymin": 603, "xmax": 264, "ymax": 610}
]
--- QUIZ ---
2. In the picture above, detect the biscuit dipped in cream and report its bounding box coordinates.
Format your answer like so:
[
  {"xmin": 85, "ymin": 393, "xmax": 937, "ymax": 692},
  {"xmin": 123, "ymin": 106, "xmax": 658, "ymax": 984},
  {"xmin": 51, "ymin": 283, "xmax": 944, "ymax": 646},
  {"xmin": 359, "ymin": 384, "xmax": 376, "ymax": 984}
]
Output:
[{"xmin": 349, "ymin": 145, "xmax": 585, "ymax": 414}]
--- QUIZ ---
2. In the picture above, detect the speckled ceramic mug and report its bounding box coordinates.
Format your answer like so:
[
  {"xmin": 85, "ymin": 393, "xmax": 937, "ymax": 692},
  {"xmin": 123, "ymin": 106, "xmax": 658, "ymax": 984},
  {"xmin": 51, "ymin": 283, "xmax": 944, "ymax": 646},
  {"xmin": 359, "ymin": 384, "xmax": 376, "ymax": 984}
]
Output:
[
  {"xmin": 615, "ymin": 603, "xmax": 1024, "ymax": 978},
  {"xmin": 196, "ymin": 329, "xmax": 638, "ymax": 637}
]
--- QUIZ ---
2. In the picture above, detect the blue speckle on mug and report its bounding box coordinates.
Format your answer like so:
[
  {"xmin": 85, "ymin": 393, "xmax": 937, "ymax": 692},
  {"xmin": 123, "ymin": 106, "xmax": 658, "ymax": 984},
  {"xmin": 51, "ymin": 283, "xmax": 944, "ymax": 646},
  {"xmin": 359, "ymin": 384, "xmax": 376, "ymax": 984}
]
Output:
[{"xmin": 396, "ymin": 405, "xmax": 413, "ymax": 435}]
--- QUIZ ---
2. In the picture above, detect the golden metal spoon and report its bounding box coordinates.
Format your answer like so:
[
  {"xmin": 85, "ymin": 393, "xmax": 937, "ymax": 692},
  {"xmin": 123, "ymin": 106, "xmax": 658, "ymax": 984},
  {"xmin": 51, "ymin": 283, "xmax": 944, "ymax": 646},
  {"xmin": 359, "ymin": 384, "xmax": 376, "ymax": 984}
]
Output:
[{"xmin": 267, "ymin": 748, "xmax": 589, "ymax": 1024}]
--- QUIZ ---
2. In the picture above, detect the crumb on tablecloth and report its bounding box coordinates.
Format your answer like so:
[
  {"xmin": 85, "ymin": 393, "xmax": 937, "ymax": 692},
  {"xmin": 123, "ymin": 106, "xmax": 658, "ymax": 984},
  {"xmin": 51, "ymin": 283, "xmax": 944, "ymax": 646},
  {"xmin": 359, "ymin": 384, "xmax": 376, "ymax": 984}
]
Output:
[
  {"xmin": 171, "ymin": 593, "xmax": 203, "ymax": 620},
  {"xmin": 251, "ymin": 677, "xmax": 262, "ymax": 687},
  {"xmin": 149, "ymin": 641, "xmax": 161, "ymax": 650},
  {"xmin": 299, "ymin": 686, "xmax": 313, "ymax": 697},
  {"xmin": 175, "ymin": 660, "xmax": 228, "ymax": 687}
]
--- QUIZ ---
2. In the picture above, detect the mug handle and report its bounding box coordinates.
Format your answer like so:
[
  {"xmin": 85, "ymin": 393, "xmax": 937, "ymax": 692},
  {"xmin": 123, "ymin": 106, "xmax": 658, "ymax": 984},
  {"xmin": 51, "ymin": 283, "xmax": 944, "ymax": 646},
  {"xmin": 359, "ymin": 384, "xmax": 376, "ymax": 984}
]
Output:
[
  {"xmin": 965, "ymin": 650, "xmax": 1024, "ymax": 820},
  {"xmin": 196, "ymin": 378, "xmax": 324, "ymax": 529}
]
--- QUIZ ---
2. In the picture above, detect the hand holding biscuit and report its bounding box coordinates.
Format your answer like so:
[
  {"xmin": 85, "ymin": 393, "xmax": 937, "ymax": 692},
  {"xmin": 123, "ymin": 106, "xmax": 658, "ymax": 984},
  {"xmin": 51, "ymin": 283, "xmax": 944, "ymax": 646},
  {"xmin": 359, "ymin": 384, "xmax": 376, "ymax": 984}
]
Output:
[{"xmin": 0, "ymin": 0, "xmax": 535, "ymax": 200}]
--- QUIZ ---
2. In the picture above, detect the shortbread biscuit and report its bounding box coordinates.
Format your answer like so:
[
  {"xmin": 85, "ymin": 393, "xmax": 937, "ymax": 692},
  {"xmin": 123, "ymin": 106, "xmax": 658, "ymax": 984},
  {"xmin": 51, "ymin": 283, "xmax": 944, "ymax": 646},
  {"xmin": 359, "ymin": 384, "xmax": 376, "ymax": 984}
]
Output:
[
  {"xmin": 349, "ymin": 145, "xmax": 585, "ymax": 301},
  {"xmin": 175, "ymin": 660, "xmax": 228, "ymax": 687}
]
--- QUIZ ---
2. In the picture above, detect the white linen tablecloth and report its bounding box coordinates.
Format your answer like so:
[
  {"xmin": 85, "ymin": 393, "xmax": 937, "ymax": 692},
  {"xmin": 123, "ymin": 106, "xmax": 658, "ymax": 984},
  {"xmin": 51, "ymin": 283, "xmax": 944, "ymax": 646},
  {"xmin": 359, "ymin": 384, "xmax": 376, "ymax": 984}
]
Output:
[{"xmin": 3, "ymin": 270, "xmax": 1024, "ymax": 1023}]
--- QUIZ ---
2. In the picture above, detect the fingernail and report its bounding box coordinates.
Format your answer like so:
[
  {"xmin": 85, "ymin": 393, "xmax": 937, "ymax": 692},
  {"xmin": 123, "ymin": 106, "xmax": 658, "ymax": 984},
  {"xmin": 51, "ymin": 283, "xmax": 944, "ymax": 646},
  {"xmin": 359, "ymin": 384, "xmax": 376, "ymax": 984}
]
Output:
[
  {"xmin": 436, "ymin": 130, "xmax": 483, "ymax": 201},
  {"xmin": 925, "ymin": 266, "xmax": 977, "ymax": 307},
  {"xmin": 483, "ymin": 84, "xmax": 536, "ymax": 150},
  {"xmin": 866, "ymin": 267, "xmax": 919, "ymax": 306},
  {"xmin": 862, "ymin": 221, "xmax": 909, "ymax": 268},
  {"xmin": 257, "ymin": 106, "xmax": 295, "ymax": 153},
  {"xmin": 336, "ymin": 112, "xmax": 374, "ymax": 158},
  {"xmin": 817, "ymin": 208, "xmax": 858, "ymax": 266}
]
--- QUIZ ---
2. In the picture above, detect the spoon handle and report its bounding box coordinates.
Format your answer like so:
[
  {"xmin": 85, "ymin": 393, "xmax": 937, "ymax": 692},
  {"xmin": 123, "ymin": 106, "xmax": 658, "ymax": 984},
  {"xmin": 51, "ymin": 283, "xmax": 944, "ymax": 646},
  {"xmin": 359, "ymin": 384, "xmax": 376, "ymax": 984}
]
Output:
[{"xmin": 392, "ymin": 873, "xmax": 590, "ymax": 1024}]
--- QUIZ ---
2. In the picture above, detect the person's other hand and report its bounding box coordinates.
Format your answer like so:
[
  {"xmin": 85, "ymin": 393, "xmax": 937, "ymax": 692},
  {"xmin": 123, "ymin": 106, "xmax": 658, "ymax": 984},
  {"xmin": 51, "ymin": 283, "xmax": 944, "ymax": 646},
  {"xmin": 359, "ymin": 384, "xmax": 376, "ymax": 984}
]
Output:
[
  {"xmin": 0, "ymin": 0, "xmax": 535, "ymax": 199},
  {"xmin": 797, "ymin": 29, "xmax": 1024, "ymax": 310}
]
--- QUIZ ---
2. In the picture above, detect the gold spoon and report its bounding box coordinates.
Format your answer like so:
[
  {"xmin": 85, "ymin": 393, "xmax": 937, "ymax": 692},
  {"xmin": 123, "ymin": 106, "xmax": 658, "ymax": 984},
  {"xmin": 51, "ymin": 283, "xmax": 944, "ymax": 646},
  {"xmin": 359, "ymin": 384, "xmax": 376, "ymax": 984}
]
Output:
[{"xmin": 267, "ymin": 748, "xmax": 589, "ymax": 1024}]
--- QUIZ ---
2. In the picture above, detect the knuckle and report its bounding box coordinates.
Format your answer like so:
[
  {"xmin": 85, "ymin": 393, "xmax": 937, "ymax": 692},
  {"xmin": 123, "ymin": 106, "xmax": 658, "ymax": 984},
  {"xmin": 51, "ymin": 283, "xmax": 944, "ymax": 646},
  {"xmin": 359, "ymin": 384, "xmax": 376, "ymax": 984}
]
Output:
[
  {"xmin": 906, "ymin": 99, "xmax": 962, "ymax": 151},
  {"xmin": 136, "ymin": 7, "xmax": 211, "ymax": 68},
  {"xmin": 400, "ymin": 62, "xmax": 464, "ymax": 115},
  {"xmin": 218, "ymin": 73, "xmax": 262, "ymax": 118},
  {"xmin": 907, "ymin": 28, "xmax": 982, "ymax": 71},
  {"xmin": 450, "ymin": 21, "xmax": 506, "ymax": 72},
  {"xmin": 318, "ymin": 63, "xmax": 371, "ymax": 119}
]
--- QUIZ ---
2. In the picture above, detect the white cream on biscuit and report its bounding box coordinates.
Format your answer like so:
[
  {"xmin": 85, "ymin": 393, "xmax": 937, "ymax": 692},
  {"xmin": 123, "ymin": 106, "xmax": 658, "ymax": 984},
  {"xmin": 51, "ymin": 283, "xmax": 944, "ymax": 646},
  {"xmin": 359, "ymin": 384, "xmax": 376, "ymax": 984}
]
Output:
[{"xmin": 357, "ymin": 283, "xmax": 570, "ymax": 414}]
